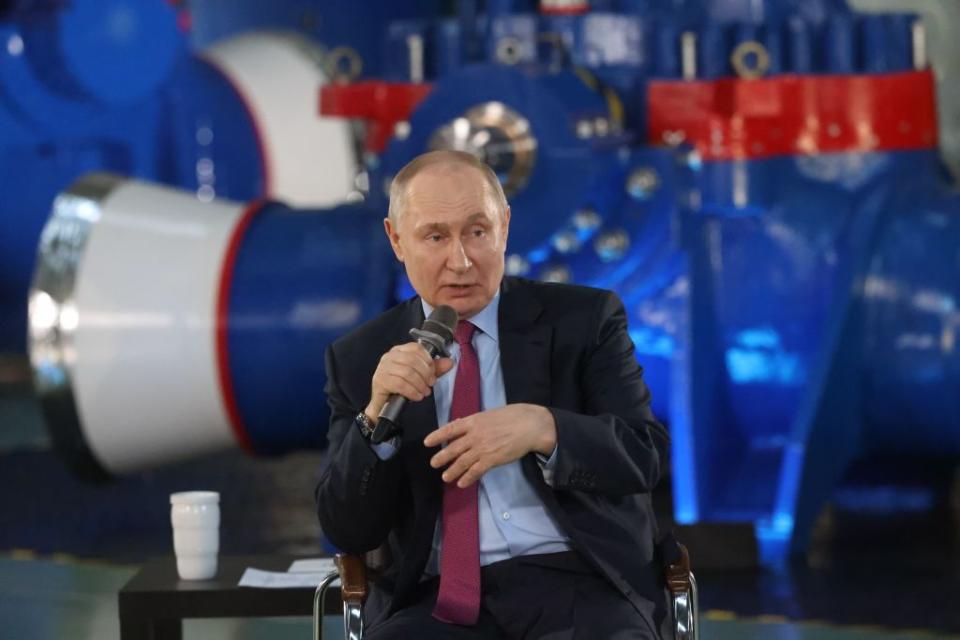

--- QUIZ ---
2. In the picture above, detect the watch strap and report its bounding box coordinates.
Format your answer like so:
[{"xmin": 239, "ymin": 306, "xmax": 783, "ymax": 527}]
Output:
[{"xmin": 354, "ymin": 412, "xmax": 375, "ymax": 439}]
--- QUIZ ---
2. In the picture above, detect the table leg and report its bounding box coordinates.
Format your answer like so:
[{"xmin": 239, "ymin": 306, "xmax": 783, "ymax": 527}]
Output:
[{"xmin": 120, "ymin": 617, "xmax": 183, "ymax": 640}]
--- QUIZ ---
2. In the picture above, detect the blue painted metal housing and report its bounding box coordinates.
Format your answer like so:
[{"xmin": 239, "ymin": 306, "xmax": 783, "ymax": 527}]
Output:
[
  {"xmin": 225, "ymin": 202, "xmax": 395, "ymax": 454},
  {"xmin": 487, "ymin": 142, "xmax": 959, "ymax": 562},
  {"xmin": 186, "ymin": 0, "xmax": 443, "ymax": 79},
  {"xmin": 679, "ymin": 151, "xmax": 959, "ymax": 561},
  {"xmin": 360, "ymin": 0, "xmax": 958, "ymax": 562},
  {"xmin": 0, "ymin": 0, "xmax": 265, "ymax": 352},
  {"xmin": 372, "ymin": 64, "xmax": 622, "ymax": 300}
]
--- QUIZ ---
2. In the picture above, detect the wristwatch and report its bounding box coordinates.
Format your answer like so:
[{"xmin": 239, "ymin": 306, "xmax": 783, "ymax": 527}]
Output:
[{"xmin": 354, "ymin": 412, "xmax": 376, "ymax": 440}]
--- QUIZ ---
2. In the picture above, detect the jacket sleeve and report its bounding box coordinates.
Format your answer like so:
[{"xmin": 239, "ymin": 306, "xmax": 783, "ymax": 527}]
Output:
[
  {"xmin": 315, "ymin": 342, "xmax": 407, "ymax": 553},
  {"xmin": 547, "ymin": 292, "xmax": 670, "ymax": 496}
]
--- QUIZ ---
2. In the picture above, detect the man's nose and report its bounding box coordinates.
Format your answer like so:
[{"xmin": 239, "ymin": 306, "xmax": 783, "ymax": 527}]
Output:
[{"xmin": 445, "ymin": 238, "xmax": 473, "ymax": 272}]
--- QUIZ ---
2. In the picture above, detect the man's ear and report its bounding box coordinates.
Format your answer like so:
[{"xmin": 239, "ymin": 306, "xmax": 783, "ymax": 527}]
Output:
[
  {"xmin": 501, "ymin": 206, "xmax": 511, "ymax": 247},
  {"xmin": 383, "ymin": 217, "xmax": 404, "ymax": 262}
]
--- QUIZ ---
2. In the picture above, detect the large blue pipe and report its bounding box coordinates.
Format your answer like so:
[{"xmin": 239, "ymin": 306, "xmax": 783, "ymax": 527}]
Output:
[{"xmin": 0, "ymin": 0, "xmax": 265, "ymax": 353}]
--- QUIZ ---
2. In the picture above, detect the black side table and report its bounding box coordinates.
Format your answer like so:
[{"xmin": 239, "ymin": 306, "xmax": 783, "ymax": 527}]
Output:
[{"xmin": 118, "ymin": 555, "xmax": 340, "ymax": 640}]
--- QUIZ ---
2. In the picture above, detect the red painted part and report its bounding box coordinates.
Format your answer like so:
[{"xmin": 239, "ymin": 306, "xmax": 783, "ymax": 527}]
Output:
[
  {"xmin": 320, "ymin": 81, "xmax": 434, "ymax": 153},
  {"xmin": 163, "ymin": 0, "xmax": 192, "ymax": 32},
  {"xmin": 648, "ymin": 70, "xmax": 938, "ymax": 161},
  {"xmin": 215, "ymin": 199, "xmax": 267, "ymax": 454},
  {"xmin": 539, "ymin": 1, "xmax": 590, "ymax": 15},
  {"xmin": 176, "ymin": 10, "xmax": 192, "ymax": 32}
]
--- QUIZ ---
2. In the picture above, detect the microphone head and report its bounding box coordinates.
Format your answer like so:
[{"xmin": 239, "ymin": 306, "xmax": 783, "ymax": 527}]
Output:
[{"xmin": 423, "ymin": 305, "xmax": 458, "ymax": 344}]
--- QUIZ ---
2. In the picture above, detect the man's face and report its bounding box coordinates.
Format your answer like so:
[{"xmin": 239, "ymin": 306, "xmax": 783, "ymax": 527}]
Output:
[{"xmin": 385, "ymin": 165, "xmax": 510, "ymax": 319}]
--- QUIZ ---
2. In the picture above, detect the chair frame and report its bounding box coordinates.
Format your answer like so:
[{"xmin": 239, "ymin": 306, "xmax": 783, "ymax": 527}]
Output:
[
  {"xmin": 314, "ymin": 544, "xmax": 699, "ymax": 640},
  {"xmin": 315, "ymin": 555, "xmax": 366, "ymax": 640}
]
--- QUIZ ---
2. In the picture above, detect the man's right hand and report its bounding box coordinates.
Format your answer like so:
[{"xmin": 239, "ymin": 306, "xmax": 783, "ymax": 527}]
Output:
[{"xmin": 364, "ymin": 343, "xmax": 454, "ymax": 423}]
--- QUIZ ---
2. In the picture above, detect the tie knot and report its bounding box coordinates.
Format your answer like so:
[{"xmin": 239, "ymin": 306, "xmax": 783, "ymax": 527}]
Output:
[{"xmin": 455, "ymin": 321, "xmax": 476, "ymax": 346}]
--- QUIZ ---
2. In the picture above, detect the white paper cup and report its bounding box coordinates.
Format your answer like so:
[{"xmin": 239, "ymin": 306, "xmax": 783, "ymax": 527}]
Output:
[{"xmin": 170, "ymin": 491, "xmax": 220, "ymax": 580}]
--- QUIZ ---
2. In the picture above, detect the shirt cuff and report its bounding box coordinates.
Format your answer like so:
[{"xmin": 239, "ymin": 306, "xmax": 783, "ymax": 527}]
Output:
[
  {"xmin": 535, "ymin": 445, "xmax": 558, "ymax": 468},
  {"xmin": 535, "ymin": 445, "xmax": 559, "ymax": 485},
  {"xmin": 371, "ymin": 437, "xmax": 400, "ymax": 461}
]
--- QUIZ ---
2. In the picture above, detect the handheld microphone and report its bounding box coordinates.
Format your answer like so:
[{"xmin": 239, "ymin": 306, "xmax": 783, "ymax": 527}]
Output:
[{"xmin": 370, "ymin": 305, "xmax": 459, "ymax": 444}]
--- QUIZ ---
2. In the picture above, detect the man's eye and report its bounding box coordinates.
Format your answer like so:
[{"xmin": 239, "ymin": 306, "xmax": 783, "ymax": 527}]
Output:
[
  {"xmin": 427, "ymin": 234, "xmax": 443, "ymax": 242},
  {"xmin": 472, "ymin": 228, "xmax": 487, "ymax": 238}
]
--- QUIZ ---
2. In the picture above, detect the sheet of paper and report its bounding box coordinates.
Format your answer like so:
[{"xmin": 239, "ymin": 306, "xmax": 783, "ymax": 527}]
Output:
[
  {"xmin": 288, "ymin": 557, "xmax": 338, "ymax": 574},
  {"xmin": 238, "ymin": 567, "xmax": 331, "ymax": 589}
]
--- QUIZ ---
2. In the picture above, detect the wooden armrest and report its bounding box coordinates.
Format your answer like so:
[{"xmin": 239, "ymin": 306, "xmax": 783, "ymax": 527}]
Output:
[
  {"xmin": 664, "ymin": 542, "xmax": 692, "ymax": 595},
  {"xmin": 334, "ymin": 553, "xmax": 368, "ymax": 605}
]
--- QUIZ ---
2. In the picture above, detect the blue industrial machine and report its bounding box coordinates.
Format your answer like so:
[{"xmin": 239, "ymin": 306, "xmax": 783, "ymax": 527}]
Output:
[
  {"xmin": 0, "ymin": 0, "xmax": 361, "ymax": 354},
  {"xmin": 338, "ymin": 0, "xmax": 960, "ymax": 563},
  {"xmin": 0, "ymin": 0, "xmax": 262, "ymax": 352},
  {"xmin": 13, "ymin": 0, "xmax": 960, "ymax": 564}
]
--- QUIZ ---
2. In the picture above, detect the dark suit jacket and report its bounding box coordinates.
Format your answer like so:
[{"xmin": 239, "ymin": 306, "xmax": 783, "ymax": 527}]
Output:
[{"xmin": 315, "ymin": 277, "xmax": 670, "ymax": 627}]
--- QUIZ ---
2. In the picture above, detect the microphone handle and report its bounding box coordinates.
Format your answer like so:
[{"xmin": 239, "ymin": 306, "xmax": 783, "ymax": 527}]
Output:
[
  {"xmin": 371, "ymin": 397, "xmax": 404, "ymax": 443},
  {"xmin": 370, "ymin": 339, "xmax": 443, "ymax": 444}
]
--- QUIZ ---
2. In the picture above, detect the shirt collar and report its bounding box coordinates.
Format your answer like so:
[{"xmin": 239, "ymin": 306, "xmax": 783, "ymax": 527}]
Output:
[{"xmin": 421, "ymin": 290, "xmax": 500, "ymax": 343}]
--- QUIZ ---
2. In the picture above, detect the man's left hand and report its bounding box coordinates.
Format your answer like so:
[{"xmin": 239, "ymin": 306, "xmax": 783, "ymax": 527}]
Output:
[{"xmin": 424, "ymin": 404, "xmax": 557, "ymax": 488}]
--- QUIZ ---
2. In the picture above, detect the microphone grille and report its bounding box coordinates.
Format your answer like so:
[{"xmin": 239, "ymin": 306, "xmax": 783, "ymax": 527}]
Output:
[{"xmin": 423, "ymin": 305, "xmax": 458, "ymax": 342}]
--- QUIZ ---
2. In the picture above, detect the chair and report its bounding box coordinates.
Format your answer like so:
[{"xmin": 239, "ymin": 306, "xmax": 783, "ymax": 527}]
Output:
[{"xmin": 313, "ymin": 536, "xmax": 699, "ymax": 640}]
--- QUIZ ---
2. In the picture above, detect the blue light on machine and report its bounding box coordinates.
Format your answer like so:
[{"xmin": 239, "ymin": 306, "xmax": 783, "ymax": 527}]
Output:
[
  {"xmin": 756, "ymin": 512, "xmax": 794, "ymax": 539},
  {"xmin": 526, "ymin": 246, "xmax": 551, "ymax": 263},
  {"xmin": 758, "ymin": 440, "xmax": 806, "ymax": 566},
  {"xmin": 630, "ymin": 327, "xmax": 674, "ymax": 358},
  {"xmin": 726, "ymin": 328, "xmax": 805, "ymax": 385},
  {"xmin": 682, "ymin": 150, "xmax": 703, "ymax": 171},
  {"xmin": 672, "ymin": 500, "xmax": 697, "ymax": 525},
  {"xmin": 670, "ymin": 424, "xmax": 698, "ymax": 524},
  {"xmin": 735, "ymin": 327, "xmax": 779, "ymax": 348},
  {"xmin": 754, "ymin": 512, "xmax": 795, "ymax": 567},
  {"xmin": 669, "ymin": 379, "xmax": 698, "ymax": 524}
]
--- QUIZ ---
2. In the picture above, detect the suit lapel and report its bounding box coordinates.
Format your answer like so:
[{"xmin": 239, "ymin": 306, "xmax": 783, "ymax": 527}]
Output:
[
  {"xmin": 498, "ymin": 279, "xmax": 556, "ymax": 488},
  {"xmin": 498, "ymin": 278, "xmax": 552, "ymax": 407}
]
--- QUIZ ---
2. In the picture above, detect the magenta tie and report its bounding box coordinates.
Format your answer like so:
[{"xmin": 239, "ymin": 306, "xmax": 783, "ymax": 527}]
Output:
[{"xmin": 432, "ymin": 321, "xmax": 482, "ymax": 625}]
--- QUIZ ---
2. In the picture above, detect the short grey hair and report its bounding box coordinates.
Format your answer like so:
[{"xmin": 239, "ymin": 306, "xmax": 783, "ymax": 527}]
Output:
[{"xmin": 387, "ymin": 150, "xmax": 508, "ymax": 223}]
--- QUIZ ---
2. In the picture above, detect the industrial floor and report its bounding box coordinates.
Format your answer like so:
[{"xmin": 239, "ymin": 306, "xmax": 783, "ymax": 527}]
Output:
[{"xmin": 1, "ymin": 363, "xmax": 958, "ymax": 640}]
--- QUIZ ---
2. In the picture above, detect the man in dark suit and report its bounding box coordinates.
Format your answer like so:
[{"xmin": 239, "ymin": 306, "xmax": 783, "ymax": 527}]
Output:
[{"xmin": 316, "ymin": 150, "xmax": 670, "ymax": 639}]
